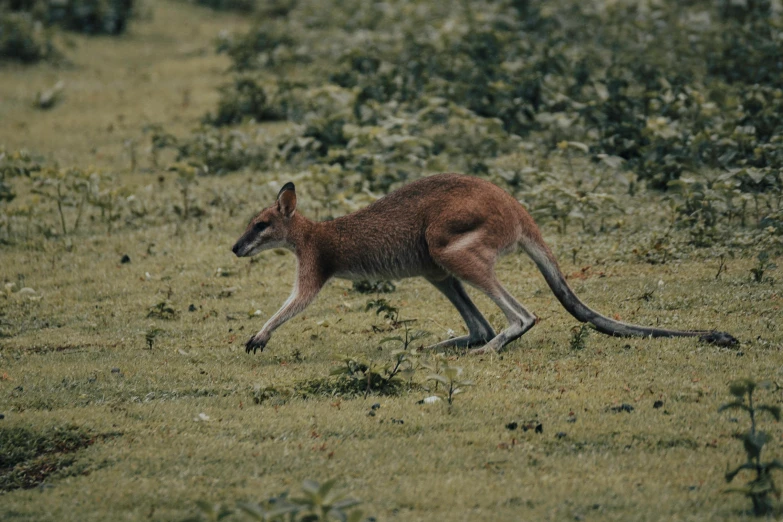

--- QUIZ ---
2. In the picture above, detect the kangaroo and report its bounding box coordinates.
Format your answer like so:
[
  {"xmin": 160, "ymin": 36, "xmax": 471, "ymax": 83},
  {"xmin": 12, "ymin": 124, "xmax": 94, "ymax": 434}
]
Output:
[{"xmin": 232, "ymin": 174, "xmax": 738, "ymax": 354}]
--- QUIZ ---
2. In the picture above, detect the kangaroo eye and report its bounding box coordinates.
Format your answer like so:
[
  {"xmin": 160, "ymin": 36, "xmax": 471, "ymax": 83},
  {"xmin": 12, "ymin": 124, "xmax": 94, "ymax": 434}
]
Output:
[{"xmin": 254, "ymin": 222, "xmax": 268, "ymax": 232}]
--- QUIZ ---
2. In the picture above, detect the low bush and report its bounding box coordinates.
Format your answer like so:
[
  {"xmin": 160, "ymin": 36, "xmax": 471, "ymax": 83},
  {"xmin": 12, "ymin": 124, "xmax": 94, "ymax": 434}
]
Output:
[
  {"xmin": 186, "ymin": 0, "xmax": 783, "ymax": 195},
  {"xmin": 0, "ymin": 11, "xmax": 54, "ymax": 62},
  {"xmin": 3, "ymin": 0, "xmax": 134, "ymax": 36}
]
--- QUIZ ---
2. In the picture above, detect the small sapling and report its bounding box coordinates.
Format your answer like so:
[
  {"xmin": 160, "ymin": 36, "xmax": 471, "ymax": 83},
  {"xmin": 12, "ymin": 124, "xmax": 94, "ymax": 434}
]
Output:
[{"xmin": 720, "ymin": 378, "xmax": 783, "ymax": 516}]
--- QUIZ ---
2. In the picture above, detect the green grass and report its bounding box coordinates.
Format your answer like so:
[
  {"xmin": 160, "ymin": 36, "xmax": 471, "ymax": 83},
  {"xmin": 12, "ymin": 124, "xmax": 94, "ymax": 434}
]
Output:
[{"xmin": 1, "ymin": 1, "xmax": 782, "ymax": 521}]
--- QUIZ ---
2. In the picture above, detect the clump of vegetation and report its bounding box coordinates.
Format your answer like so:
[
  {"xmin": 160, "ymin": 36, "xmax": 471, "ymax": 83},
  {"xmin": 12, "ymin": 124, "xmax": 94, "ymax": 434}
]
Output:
[
  {"xmin": 157, "ymin": 0, "xmax": 780, "ymax": 254},
  {"xmin": 425, "ymin": 363, "xmax": 473, "ymax": 408},
  {"xmin": 3, "ymin": 0, "xmax": 134, "ymax": 35},
  {"xmin": 0, "ymin": 11, "xmax": 55, "ymax": 62},
  {"xmin": 720, "ymin": 378, "xmax": 783, "ymax": 516},
  {"xmin": 175, "ymin": 126, "xmax": 268, "ymax": 175},
  {"xmin": 187, "ymin": 478, "xmax": 371, "ymax": 521},
  {"xmin": 200, "ymin": 0, "xmax": 783, "ymax": 182},
  {"xmin": 379, "ymin": 319, "xmax": 429, "ymax": 352},
  {"xmin": 0, "ymin": 149, "xmax": 40, "ymax": 205},
  {"xmin": 145, "ymin": 327, "xmax": 164, "ymax": 350},
  {"xmin": 0, "ymin": 154, "xmax": 156, "ymax": 243},
  {"xmin": 364, "ymin": 298, "xmax": 399, "ymax": 329},
  {"xmin": 0, "ymin": 424, "xmax": 96, "ymax": 492},
  {"xmin": 750, "ymin": 251, "xmax": 777, "ymax": 283},
  {"xmin": 351, "ymin": 279, "xmax": 395, "ymax": 294},
  {"xmin": 569, "ymin": 324, "xmax": 590, "ymax": 351},
  {"xmin": 180, "ymin": 0, "xmax": 258, "ymax": 13},
  {"xmin": 205, "ymin": 76, "xmax": 286, "ymax": 126},
  {"xmin": 147, "ymin": 300, "xmax": 178, "ymax": 320},
  {"xmin": 328, "ymin": 349, "xmax": 416, "ymax": 398}
]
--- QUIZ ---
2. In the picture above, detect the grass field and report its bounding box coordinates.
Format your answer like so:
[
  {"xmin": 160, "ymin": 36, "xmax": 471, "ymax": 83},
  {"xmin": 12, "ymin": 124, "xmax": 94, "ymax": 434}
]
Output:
[{"xmin": 1, "ymin": 2, "xmax": 782, "ymax": 521}]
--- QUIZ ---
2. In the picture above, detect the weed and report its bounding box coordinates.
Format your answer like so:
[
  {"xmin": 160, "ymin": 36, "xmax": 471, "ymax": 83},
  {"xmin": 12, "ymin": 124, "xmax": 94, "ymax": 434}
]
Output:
[
  {"xmin": 379, "ymin": 319, "xmax": 429, "ymax": 351},
  {"xmin": 0, "ymin": 424, "xmax": 96, "ymax": 492},
  {"xmin": 750, "ymin": 251, "xmax": 777, "ymax": 283},
  {"xmin": 0, "ymin": 11, "xmax": 55, "ymax": 63},
  {"xmin": 252, "ymin": 384, "xmax": 292, "ymax": 405},
  {"xmin": 186, "ymin": 479, "xmax": 370, "ymax": 522},
  {"xmin": 147, "ymin": 300, "xmax": 178, "ymax": 320},
  {"xmin": 145, "ymin": 328, "xmax": 164, "ymax": 350},
  {"xmin": 364, "ymin": 298, "xmax": 399, "ymax": 328},
  {"xmin": 186, "ymin": 0, "xmax": 257, "ymax": 12},
  {"xmin": 425, "ymin": 364, "xmax": 473, "ymax": 408},
  {"xmin": 169, "ymin": 163, "xmax": 200, "ymax": 220},
  {"xmin": 329, "ymin": 352, "xmax": 410, "ymax": 398},
  {"xmin": 346, "ymin": 303, "xmax": 429, "ymax": 395},
  {"xmin": 351, "ymin": 280, "xmax": 395, "ymax": 294},
  {"xmin": 206, "ymin": 76, "xmax": 285, "ymax": 126},
  {"xmin": 31, "ymin": 168, "xmax": 90, "ymax": 237},
  {"xmin": 720, "ymin": 378, "xmax": 783, "ymax": 516},
  {"xmin": 569, "ymin": 324, "xmax": 590, "ymax": 351}
]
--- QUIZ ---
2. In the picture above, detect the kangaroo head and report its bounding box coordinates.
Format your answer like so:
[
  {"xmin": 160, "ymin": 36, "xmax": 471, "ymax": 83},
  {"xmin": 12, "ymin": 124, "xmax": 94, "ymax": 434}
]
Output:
[{"xmin": 232, "ymin": 182, "xmax": 297, "ymax": 257}]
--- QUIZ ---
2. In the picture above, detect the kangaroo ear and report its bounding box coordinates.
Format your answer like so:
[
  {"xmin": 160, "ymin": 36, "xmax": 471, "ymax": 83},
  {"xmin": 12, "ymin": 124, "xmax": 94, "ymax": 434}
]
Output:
[{"xmin": 277, "ymin": 182, "xmax": 296, "ymax": 217}]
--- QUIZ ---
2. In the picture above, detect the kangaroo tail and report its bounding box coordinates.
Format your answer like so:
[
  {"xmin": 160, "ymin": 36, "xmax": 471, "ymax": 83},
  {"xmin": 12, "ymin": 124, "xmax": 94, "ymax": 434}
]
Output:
[{"xmin": 522, "ymin": 240, "xmax": 738, "ymax": 347}]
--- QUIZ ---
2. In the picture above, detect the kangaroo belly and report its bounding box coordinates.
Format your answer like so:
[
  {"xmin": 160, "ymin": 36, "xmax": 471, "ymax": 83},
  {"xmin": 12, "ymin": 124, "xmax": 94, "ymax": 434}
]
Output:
[
  {"xmin": 330, "ymin": 233, "xmax": 441, "ymax": 281},
  {"xmin": 332, "ymin": 250, "xmax": 436, "ymax": 280}
]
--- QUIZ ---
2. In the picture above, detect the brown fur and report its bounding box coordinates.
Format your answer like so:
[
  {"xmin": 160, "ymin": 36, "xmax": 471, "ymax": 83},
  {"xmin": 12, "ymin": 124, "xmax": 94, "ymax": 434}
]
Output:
[{"xmin": 232, "ymin": 174, "xmax": 738, "ymax": 354}]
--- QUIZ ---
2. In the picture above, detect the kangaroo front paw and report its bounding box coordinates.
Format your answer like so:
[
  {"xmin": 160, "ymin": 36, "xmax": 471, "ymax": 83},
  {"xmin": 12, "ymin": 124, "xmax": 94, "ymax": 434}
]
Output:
[{"xmin": 245, "ymin": 335, "xmax": 268, "ymax": 354}]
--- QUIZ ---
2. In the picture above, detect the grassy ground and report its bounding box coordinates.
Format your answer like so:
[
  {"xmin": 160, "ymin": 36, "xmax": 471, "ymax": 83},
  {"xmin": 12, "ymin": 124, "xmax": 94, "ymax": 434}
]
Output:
[{"xmin": 1, "ymin": 2, "xmax": 782, "ymax": 521}]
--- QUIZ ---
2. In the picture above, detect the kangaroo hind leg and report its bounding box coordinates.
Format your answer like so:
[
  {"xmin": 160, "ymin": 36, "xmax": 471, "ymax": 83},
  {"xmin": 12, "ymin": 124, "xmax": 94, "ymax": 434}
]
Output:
[
  {"xmin": 425, "ymin": 275, "xmax": 495, "ymax": 350},
  {"xmin": 430, "ymin": 246, "xmax": 537, "ymax": 354}
]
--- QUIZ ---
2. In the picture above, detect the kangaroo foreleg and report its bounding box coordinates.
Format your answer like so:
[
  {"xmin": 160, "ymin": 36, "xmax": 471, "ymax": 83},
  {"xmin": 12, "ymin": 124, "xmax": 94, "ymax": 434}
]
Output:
[{"xmin": 246, "ymin": 274, "xmax": 324, "ymax": 354}]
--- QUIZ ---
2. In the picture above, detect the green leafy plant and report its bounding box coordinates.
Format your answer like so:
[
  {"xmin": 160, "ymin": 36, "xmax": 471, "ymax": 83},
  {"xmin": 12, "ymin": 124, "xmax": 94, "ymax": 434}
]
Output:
[
  {"xmin": 186, "ymin": 0, "xmax": 258, "ymax": 12},
  {"xmin": 0, "ymin": 11, "xmax": 55, "ymax": 63},
  {"xmin": 379, "ymin": 319, "xmax": 429, "ymax": 350},
  {"xmin": 206, "ymin": 76, "xmax": 285, "ymax": 126},
  {"xmin": 329, "ymin": 314, "xmax": 427, "ymax": 397},
  {"xmin": 176, "ymin": 126, "xmax": 267, "ymax": 175},
  {"xmin": 364, "ymin": 298, "xmax": 399, "ymax": 328},
  {"xmin": 425, "ymin": 364, "xmax": 473, "ymax": 408},
  {"xmin": 750, "ymin": 251, "xmax": 777, "ymax": 283},
  {"xmin": 351, "ymin": 280, "xmax": 395, "ymax": 294},
  {"xmin": 287, "ymin": 479, "xmax": 363, "ymax": 521},
  {"xmin": 330, "ymin": 349, "xmax": 416, "ymax": 398},
  {"xmin": 185, "ymin": 479, "xmax": 370, "ymax": 522},
  {"xmin": 720, "ymin": 378, "xmax": 783, "ymax": 516},
  {"xmin": 145, "ymin": 327, "xmax": 164, "ymax": 350},
  {"xmin": 0, "ymin": 424, "xmax": 96, "ymax": 492},
  {"xmin": 569, "ymin": 324, "xmax": 590, "ymax": 350},
  {"xmin": 3, "ymin": 0, "xmax": 135, "ymax": 36},
  {"xmin": 147, "ymin": 300, "xmax": 178, "ymax": 320},
  {"xmin": 169, "ymin": 163, "xmax": 200, "ymax": 220},
  {"xmin": 147, "ymin": 124, "xmax": 179, "ymax": 169},
  {"xmin": 31, "ymin": 167, "xmax": 91, "ymax": 237},
  {"xmin": 86, "ymin": 172, "xmax": 130, "ymax": 235}
]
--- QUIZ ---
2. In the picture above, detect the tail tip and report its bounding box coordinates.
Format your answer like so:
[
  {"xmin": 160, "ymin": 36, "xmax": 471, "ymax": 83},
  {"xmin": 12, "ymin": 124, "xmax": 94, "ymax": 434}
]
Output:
[{"xmin": 699, "ymin": 331, "xmax": 739, "ymax": 347}]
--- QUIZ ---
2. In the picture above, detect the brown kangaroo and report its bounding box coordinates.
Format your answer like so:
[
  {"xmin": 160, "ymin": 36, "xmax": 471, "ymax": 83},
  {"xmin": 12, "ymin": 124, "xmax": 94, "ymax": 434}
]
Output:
[{"xmin": 232, "ymin": 173, "xmax": 737, "ymax": 354}]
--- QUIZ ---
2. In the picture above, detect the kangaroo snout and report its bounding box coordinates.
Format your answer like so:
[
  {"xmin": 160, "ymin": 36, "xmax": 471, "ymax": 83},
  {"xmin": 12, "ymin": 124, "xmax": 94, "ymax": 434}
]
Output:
[{"xmin": 231, "ymin": 241, "xmax": 244, "ymax": 257}]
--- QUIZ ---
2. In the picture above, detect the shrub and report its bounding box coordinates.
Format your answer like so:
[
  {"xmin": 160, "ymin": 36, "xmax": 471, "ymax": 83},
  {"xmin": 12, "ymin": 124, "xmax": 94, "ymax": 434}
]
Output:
[
  {"xmin": 0, "ymin": 11, "xmax": 54, "ymax": 62},
  {"xmin": 205, "ymin": 76, "xmax": 286, "ymax": 126},
  {"xmin": 187, "ymin": 0, "xmax": 256, "ymax": 12},
  {"xmin": 197, "ymin": 0, "xmax": 783, "ymax": 194},
  {"xmin": 720, "ymin": 379, "xmax": 783, "ymax": 516},
  {"xmin": 3, "ymin": 0, "xmax": 134, "ymax": 36}
]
